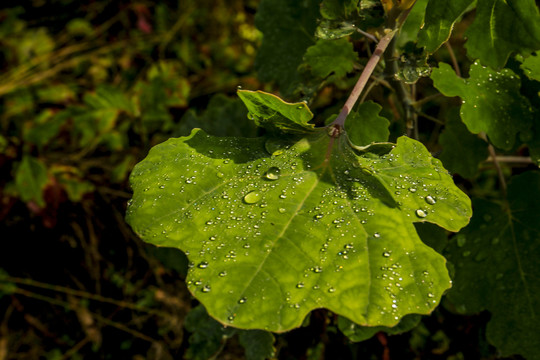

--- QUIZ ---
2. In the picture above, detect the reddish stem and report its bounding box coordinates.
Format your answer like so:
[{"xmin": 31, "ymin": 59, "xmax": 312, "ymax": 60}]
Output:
[{"xmin": 331, "ymin": 29, "xmax": 397, "ymax": 128}]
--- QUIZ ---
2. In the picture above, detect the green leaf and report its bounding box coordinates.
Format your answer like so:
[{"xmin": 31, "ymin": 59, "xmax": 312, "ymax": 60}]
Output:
[
  {"xmin": 518, "ymin": 51, "xmax": 540, "ymax": 82},
  {"xmin": 344, "ymin": 101, "xmax": 390, "ymax": 146},
  {"xmin": 338, "ymin": 314, "xmax": 421, "ymax": 342},
  {"xmin": 14, "ymin": 155, "xmax": 49, "ymax": 207},
  {"xmin": 238, "ymin": 330, "xmax": 275, "ymax": 360},
  {"xmin": 237, "ymin": 90, "xmax": 315, "ymax": 133},
  {"xmin": 254, "ymin": 0, "xmax": 320, "ymax": 96},
  {"xmin": 304, "ymin": 38, "xmax": 359, "ymax": 79},
  {"xmin": 431, "ymin": 61, "xmax": 533, "ymax": 150},
  {"xmin": 464, "ymin": 0, "xmax": 540, "ymax": 68},
  {"xmin": 184, "ymin": 305, "xmax": 237, "ymax": 360},
  {"xmin": 177, "ymin": 94, "xmax": 258, "ymax": 138},
  {"xmin": 127, "ymin": 125, "xmax": 471, "ymax": 332},
  {"xmin": 438, "ymin": 112, "xmax": 489, "ymax": 179},
  {"xmin": 417, "ymin": 0, "xmax": 473, "ymax": 53},
  {"xmin": 445, "ymin": 171, "xmax": 540, "ymax": 359}
]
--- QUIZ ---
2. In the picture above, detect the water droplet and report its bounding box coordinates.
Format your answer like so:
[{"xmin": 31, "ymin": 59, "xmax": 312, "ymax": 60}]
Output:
[
  {"xmin": 198, "ymin": 261, "xmax": 209, "ymax": 269},
  {"xmin": 296, "ymin": 282, "xmax": 305, "ymax": 288},
  {"xmin": 202, "ymin": 285, "xmax": 211, "ymax": 293},
  {"xmin": 219, "ymin": 271, "xmax": 227, "ymax": 277},
  {"xmin": 424, "ymin": 195, "xmax": 436, "ymax": 205},
  {"xmin": 312, "ymin": 266, "xmax": 323, "ymax": 273},
  {"xmin": 427, "ymin": 292, "xmax": 435, "ymax": 298},
  {"xmin": 278, "ymin": 208, "xmax": 286, "ymax": 213},
  {"xmin": 415, "ymin": 209, "xmax": 427, "ymax": 218},
  {"xmin": 265, "ymin": 167, "xmax": 281, "ymax": 180},
  {"xmin": 244, "ymin": 190, "xmax": 262, "ymax": 204},
  {"xmin": 382, "ymin": 251, "xmax": 391, "ymax": 257},
  {"xmin": 409, "ymin": 187, "xmax": 417, "ymax": 193},
  {"xmin": 373, "ymin": 232, "xmax": 381, "ymax": 238},
  {"xmin": 238, "ymin": 297, "xmax": 247, "ymax": 304},
  {"xmin": 328, "ymin": 287, "xmax": 336, "ymax": 293}
]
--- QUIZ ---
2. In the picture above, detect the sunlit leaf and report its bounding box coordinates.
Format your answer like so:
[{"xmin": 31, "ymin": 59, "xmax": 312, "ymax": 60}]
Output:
[
  {"xmin": 431, "ymin": 61, "xmax": 534, "ymax": 150},
  {"xmin": 446, "ymin": 172, "xmax": 540, "ymax": 359},
  {"xmin": 127, "ymin": 95, "xmax": 471, "ymax": 331}
]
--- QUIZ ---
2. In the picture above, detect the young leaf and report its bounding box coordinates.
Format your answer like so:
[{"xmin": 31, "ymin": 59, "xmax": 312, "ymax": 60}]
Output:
[
  {"xmin": 445, "ymin": 172, "xmax": 540, "ymax": 360},
  {"xmin": 431, "ymin": 61, "xmax": 533, "ymax": 150},
  {"xmin": 417, "ymin": 0, "xmax": 473, "ymax": 53},
  {"xmin": 237, "ymin": 90, "xmax": 314, "ymax": 134},
  {"xmin": 464, "ymin": 0, "xmax": 540, "ymax": 68},
  {"xmin": 344, "ymin": 101, "xmax": 390, "ymax": 146},
  {"xmin": 127, "ymin": 123, "xmax": 471, "ymax": 332},
  {"xmin": 304, "ymin": 38, "xmax": 359, "ymax": 79},
  {"xmin": 254, "ymin": 0, "xmax": 320, "ymax": 96},
  {"xmin": 518, "ymin": 51, "xmax": 540, "ymax": 82},
  {"xmin": 438, "ymin": 112, "xmax": 488, "ymax": 179}
]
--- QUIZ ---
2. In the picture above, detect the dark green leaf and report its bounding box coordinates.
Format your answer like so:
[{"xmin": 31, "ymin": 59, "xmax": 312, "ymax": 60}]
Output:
[
  {"xmin": 237, "ymin": 90, "xmax": 315, "ymax": 134},
  {"xmin": 417, "ymin": 0, "xmax": 473, "ymax": 53},
  {"xmin": 238, "ymin": 330, "xmax": 275, "ymax": 360},
  {"xmin": 518, "ymin": 51, "xmax": 540, "ymax": 82},
  {"xmin": 176, "ymin": 94, "xmax": 258, "ymax": 138},
  {"xmin": 438, "ymin": 112, "xmax": 489, "ymax": 178},
  {"xmin": 126, "ymin": 123, "xmax": 471, "ymax": 331},
  {"xmin": 184, "ymin": 305, "xmax": 236, "ymax": 360},
  {"xmin": 446, "ymin": 171, "xmax": 540, "ymax": 359},
  {"xmin": 344, "ymin": 101, "xmax": 390, "ymax": 146},
  {"xmin": 254, "ymin": 0, "xmax": 320, "ymax": 96},
  {"xmin": 465, "ymin": 0, "xmax": 540, "ymax": 68},
  {"xmin": 431, "ymin": 61, "xmax": 533, "ymax": 150},
  {"xmin": 338, "ymin": 314, "xmax": 421, "ymax": 342},
  {"xmin": 304, "ymin": 38, "xmax": 359, "ymax": 79}
]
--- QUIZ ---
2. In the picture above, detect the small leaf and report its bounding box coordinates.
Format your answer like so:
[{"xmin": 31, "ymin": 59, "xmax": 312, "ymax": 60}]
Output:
[
  {"xmin": 14, "ymin": 155, "xmax": 49, "ymax": 207},
  {"xmin": 438, "ymin": 112, "xmax": 488, "ymax": 178},
  {"xmin": 238, "ymin": 330, "xmax": 275, "ymax": 360},
  {"xmin": 304, "ymin": 38, "xmax": 359, "ymax": 79},
  {"xmin": 127, "ymin": 124, "xmax": 471, "ymax": 332},
  {"xmin": 254, "ymin": 0, "xmax": 320, "ymax": 96},
  {"xmin": 464, "ymin": 0, "xmax": 540, "ymax": 68},
  {"xmin": 431, "ymin": 61, "xmax": 533, "ymax": 150},
  {"xmin": 344, "ymin": 101, "xmax": 390, "ymax": 146},
  {"xmin": 338, "ymin": 314, "xmax": 421, "ymax": 342},
  {"xmin": 417, "ymin": 0, "xmax": 473, "ymax": 53},
  {"xmin": 518, "ymin": 51, "xmax": 540, "ymax": 82},
  {"xmin": 445, "ymin": 171, "xmax": 540, "ymax": 359},
  {"xmin": 237, "ymin": 90, "xmax": 314, "ymax": 134},
  {"xmin": 184, "ymin": 305, "xmax": 237, "ymax": 360}
]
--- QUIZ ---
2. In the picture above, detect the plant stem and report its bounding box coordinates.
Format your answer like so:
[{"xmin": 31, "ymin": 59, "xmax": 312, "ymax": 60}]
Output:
[{"xmin": 331, "ymin": 29, "xmax": 398, "ymax": 128}]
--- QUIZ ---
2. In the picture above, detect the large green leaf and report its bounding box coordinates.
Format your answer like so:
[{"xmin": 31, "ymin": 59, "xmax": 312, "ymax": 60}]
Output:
[
  {"xmin": 445, "ymin": 171, "xmax": 540, "ymax": 359},
  {"xmin": 431, "ymin": 61, "xmax": 533, "ymax": 150},
  {"xmin": 464, "ymin": 0, "xmax": 540, "ymax": 68},
  {"xmin": 127, "ymin": 115, "xmax": 471, "ymax": 332},
  {"xmin": 417, "ymin": 0, "xmax": 473, "ymax": 53},
  {"xmin": 254, "ymin": 0, "xmax": 320, "ymax": 96}
]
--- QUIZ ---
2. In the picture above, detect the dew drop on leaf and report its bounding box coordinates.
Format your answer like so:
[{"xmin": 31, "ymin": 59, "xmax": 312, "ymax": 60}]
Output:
[
  {"xmin": 238, "ymin": 297, "xmax": 247, "ymax": 304},
  {"xmin": 424, "ymin": 195, "xmax": 436, "ymax": 205},
  {"xmin": 415, "ymin": 209, "xmax": 428, "ymax": 218},
  {"xmin": 265, "ymin": 167, "xmax": 281, "ymax": 180},
  {"xmin": 198, "ymin": 261, "xmax": 209, "ymax": 269},
  {"xmin": 244, "ymin": 191, "xmax": 262, "ymax": 204},
  {"xmin": 202, "ymin": 285, "xmax": 211, "ymax": 293},
  {"xmin": 382, "ymin": 251, "xmax": 391, "ymax": 258}
]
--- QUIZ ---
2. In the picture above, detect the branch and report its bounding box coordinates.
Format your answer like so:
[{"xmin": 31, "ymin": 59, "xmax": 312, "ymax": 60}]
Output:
[{"xmin": 331, "ymin": 29, "xmax": 398, "ymax": 128}]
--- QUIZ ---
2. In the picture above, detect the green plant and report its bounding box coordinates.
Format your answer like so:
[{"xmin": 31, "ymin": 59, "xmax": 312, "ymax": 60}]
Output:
[{"xmin": 126, "ymin": 0, "xmax": 540, "ymax": 359}]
